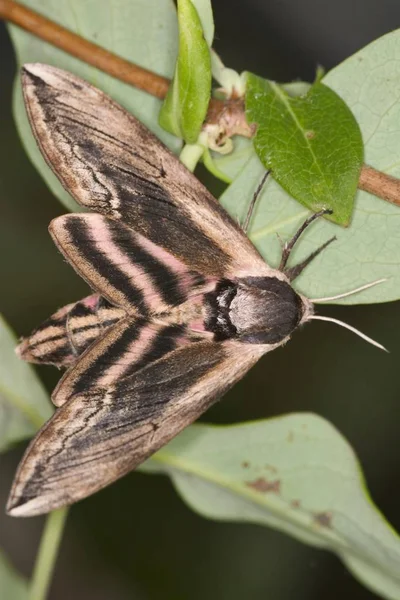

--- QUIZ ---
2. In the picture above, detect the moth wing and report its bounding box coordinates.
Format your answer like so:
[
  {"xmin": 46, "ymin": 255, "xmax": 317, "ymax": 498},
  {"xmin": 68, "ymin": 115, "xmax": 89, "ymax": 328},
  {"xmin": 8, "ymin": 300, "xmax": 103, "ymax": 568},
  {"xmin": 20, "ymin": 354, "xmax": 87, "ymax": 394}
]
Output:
[
  {"xmin": 49, "ymin": 213, "xmax": 211, "ymax": 314},
  {"xmin": 7, "ymin": 333, "xmax": 264, "ymax": 516},
  {"xmin": 51, "ymin": 317, "xmax": 207, "ymax": 408},
  {"xmin": 17, "ymin": 294, "xmax": 125, "ymax": 367},
  {"xmin": 22, "ymin": 63, "xmax": 272, "ymax": 279}
]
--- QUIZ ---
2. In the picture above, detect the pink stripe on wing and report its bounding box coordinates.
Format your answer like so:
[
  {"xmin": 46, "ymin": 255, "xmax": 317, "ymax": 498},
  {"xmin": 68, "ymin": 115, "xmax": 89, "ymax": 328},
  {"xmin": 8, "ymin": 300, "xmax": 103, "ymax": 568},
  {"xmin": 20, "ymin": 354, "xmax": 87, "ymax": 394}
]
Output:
[
  {"xmin": 137, "ymin": 233, "xmax": 189, "ymax": 276},
  {"xmin": 81, "ymin": 294, "xmax": 101, "ymax": 310},
  {"xmin": 90, "ymin": 216, "xmax": 168, "ymax": 313},
  {"xmin": 98, "ymin": 323, "xmax": 159, "ymax": 385},
  {"xmin": 136, "ymin": 232, "xmax": 211, "ymax": 298}
]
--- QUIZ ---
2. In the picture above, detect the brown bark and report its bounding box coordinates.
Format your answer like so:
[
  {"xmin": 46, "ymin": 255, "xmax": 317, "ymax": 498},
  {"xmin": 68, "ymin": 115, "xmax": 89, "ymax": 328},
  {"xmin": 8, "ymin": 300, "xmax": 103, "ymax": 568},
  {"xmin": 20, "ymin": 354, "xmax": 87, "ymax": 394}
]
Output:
[{"xmin": 359, "ymin": 165, "xmax": 400, "ymax": 207}]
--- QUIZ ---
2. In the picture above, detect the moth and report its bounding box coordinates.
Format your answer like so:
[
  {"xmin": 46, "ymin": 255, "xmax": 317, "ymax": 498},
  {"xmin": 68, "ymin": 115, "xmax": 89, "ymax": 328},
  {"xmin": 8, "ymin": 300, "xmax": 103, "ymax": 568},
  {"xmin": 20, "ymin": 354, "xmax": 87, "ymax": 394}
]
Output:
[{"xmin": 7, "ymin": 64, "xmax": 384, "ymax": 517}]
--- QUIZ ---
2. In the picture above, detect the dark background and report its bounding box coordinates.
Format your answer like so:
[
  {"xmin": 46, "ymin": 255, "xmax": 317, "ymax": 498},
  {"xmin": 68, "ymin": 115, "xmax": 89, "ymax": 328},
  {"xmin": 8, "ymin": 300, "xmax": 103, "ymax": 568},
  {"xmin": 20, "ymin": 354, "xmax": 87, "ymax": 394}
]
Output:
[{"xmin": 1, "ymin": 1, "xmax": 400, "ymax": 599}]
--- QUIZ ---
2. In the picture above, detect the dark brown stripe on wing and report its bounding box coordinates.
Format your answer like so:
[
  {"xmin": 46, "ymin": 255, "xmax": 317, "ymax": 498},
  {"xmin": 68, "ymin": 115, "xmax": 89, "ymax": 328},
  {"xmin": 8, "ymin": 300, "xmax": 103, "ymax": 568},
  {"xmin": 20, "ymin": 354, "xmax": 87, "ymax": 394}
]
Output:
[
  {"xmin": 18, "ymin": 295, "xmax": 125, "ymax": 368},
  {"xmin": 122, "ymin": 324, "xmax": 184, "ymax": 377},
  {"xmin": 107, "ymin": 219, "xmax": 185, "ymax": 307},
  {"xmin": 70, "ymin": 318, "xmax": 145, "ymax": 396},
  {"xmin": 66, "ymin": 298, "xmax": 121, "ymax": 356},
  {"xmin": 66, "ymin": 217, "xmax": 150, "ymax": 315},
  {"xmin": 120, "ymin": 189, "xmax": 232, "ymax": 276},
  {"xmin": 115, "ymin": 342, "xmax": 227, "ymax": 417}
]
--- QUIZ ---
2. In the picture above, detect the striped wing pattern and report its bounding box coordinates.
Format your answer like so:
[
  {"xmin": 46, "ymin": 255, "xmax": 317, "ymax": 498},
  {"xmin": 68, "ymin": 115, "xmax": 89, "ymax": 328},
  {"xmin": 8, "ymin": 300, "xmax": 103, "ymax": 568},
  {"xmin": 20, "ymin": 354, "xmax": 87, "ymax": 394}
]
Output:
[
  {"xmin": 52, "ymin": 318, "xmax": 205, "ymax": 408},
  {"xmin": 17, "ymin": 294, "xmax": 125, "ymax": 367},
  {"xmin": 49, "ymin": 213, "xmax": 211, "ymax": 314},
  {"xmin": 9, "ymin": 335, "xmax": 264, "ymax": 516},
  {"xmin": 7, "ymin": 64, "xmax": 273, "ymax": 516},
  {"xmin": 22, "ymin": 63, "xmax": 273, "ymax": 279}
]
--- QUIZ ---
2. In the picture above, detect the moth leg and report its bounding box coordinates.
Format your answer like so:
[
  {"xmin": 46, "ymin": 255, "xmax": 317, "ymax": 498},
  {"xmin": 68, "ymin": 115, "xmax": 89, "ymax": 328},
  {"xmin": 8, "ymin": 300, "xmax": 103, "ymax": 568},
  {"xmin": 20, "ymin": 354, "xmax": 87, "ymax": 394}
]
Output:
[
  {"xmin": 284, "ymin": 236, "xmax": 336, "ymax": 281},
  {"xmin": 242, "ymin": 170, "xmax": 270, "ymax": 234},
  {"xmin": 279, "ymin": 209, "xmax": 333, "ymax": 274}
]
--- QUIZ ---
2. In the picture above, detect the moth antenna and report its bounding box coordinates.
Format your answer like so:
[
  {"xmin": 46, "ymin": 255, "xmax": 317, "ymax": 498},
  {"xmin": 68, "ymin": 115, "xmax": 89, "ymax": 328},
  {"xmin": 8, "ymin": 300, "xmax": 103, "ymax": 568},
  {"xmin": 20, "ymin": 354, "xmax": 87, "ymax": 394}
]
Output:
[
  {"xmin": 310, "ymin": 278, "xmax": 388, "ymax": 303},
  {"xmin": 279, "ymin": 208, "xmax": 332, "ymax": 272},
  {"xmin": 284, "ymin": 236, "xmax": 336, "ymax": 281},
  {"xmin": 242, "ymin": 170, "xmax": 270, "ymax": 234},
  {"xmin": 309, "ymin": 315, "xmax": 388, "ymax": 352}
]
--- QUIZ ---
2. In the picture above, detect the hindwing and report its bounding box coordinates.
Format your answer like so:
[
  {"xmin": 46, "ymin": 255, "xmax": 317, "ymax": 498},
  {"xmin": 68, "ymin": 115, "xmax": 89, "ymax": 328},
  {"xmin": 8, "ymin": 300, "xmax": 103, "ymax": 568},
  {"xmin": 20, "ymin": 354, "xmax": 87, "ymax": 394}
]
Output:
[{"xmin": 17, "ymin": 294, "xmax": 124, "ymax": 367}]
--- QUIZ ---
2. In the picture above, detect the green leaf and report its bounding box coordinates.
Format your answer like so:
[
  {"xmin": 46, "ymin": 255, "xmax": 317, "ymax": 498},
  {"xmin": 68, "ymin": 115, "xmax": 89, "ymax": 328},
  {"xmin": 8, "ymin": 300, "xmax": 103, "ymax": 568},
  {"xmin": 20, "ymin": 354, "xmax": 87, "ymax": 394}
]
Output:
[
  {"xmin": 159, "ymin": 0, "xmax": 212, "ymax": 143},
  {"xmin": 191, "ymin": 0, "xmax": 214, "ymax": 46},
  {"xmin": 220, "ymin": 30, "xmax": 400, "ymax": 304},
  {"xmin": 8, "ymin": 0, "xmax": 180, "ymax": 211},
  {"xmin": 141, "ymin": 415, "xmax": 400, "ymax": 600},
  {"xmin": 0, "ymin": 315, "xmax": 51, "ymax": 452},
  {"xmin": 0, "ymin": 550, "xmax": 28, "ymax": 599},
  {"xmin": 246, "ymin": 73, "xmax": 364, "ymax": 226}
]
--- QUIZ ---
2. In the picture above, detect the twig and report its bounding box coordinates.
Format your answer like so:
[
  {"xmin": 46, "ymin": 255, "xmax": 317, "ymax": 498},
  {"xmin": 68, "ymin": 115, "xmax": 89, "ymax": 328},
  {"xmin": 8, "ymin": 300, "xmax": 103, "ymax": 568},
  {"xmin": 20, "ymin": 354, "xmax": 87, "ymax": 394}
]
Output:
[
  {"xmin": 0, "ymin": 0, "xmax": 170, "ymax": 98},
  {"xmin": 1, "ymin": 0, "xmax": 400, "ymax": 206},
  {"xmin": 0, "ymin": 0, "xmax": 226, "ymax": 113},
  {"xmin": 359, "ymin": 165, "xmax": 400, "ymax": 207}
]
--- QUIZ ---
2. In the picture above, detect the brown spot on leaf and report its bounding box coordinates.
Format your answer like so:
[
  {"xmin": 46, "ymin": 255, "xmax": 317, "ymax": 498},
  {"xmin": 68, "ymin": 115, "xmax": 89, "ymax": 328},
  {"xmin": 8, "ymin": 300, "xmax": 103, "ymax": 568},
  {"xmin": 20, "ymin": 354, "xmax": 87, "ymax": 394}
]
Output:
[
  {"xmin": 306, "ymin": 130, "xmax": 315, "ymax": 139},
  {"xmin": 313, "ymin": 511, "xmax": 333, "ymax": 528},
  {"xmin": 241, "ymin": 461, "xmax": 250, "ymax": 469},
  {"xmin": 246, "ymin": 477, "xmax": 281, "ymax": 494},
  {"xmin": 290, "ymin": 499, "xmax": 301, "ymax": 509}
]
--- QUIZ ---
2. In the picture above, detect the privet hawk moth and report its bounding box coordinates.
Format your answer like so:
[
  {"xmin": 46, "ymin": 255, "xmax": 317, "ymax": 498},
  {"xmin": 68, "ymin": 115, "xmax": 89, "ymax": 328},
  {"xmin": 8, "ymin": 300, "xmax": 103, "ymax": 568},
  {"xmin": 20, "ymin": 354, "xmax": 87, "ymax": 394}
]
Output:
[{"xmin": 6, "ymin": 64, "xmax": 383, "ymax": 517}]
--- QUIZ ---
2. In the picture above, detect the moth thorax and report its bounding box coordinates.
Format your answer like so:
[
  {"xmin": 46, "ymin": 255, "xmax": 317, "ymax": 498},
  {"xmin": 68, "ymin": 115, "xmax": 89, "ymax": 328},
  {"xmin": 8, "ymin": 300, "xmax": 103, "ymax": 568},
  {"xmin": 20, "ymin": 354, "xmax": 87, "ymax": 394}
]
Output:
[{"xmin": 230, "ymin": 277, "xmax": 305, "ymax": 345}]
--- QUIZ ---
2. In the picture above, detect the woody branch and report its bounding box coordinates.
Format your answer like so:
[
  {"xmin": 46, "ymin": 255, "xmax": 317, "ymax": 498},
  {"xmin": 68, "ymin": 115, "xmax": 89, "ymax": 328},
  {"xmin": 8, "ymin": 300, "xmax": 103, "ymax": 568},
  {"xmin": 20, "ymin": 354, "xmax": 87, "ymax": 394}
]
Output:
[{"xmin": 0, "ymin": 0, "xmax": 399, "ymax": 207}]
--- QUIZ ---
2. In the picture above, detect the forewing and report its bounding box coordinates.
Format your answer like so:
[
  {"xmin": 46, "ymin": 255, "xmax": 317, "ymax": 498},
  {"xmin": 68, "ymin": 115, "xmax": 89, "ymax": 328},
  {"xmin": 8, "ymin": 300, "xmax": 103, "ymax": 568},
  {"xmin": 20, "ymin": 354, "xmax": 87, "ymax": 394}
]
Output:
[
  {"xmin": 22, "ymin": 63, "xmax": 272, "ymax": 279},
  {"xmin": 7, "ymin": 338, "xmax": 264, "ymax": 516},
  {"xmin": 49, "ymin": 213, "xmax": 211, "ymax": 314}
]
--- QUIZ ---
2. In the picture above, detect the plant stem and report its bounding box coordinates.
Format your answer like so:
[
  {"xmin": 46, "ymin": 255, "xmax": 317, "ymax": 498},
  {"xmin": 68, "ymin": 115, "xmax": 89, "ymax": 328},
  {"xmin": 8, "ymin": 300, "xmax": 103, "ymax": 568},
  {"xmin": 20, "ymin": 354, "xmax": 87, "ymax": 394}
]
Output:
[
  {"xmin": 359, "ymin": 164, "xmax": 400, "ymax": 207},
  {"xmin": 1, "ymin": 0, "xmax": 400, "ymax": 207},
  {"xmin": 0, "ymin": 0, "xmax": 170, "ymax": 98},
  {"xmin": 29, "ymin": 508, "xmax": 69, "ymax": 600}
]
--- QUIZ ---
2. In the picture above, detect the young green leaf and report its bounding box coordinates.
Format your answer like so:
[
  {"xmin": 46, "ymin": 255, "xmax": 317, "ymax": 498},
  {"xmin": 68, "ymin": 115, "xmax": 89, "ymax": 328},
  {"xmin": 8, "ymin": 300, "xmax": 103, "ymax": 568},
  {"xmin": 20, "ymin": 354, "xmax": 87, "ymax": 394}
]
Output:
[
  {"xmin": 220, "ymin": 31, "xmax": 400, "ymax": 305},
  {"xmin": 246, "ymin": 73, "xmax": 364, "ymax": 226},
  {"xmin": 9, "ymin": 0, "xmax": 181, "ymax": 211},
  {"xmin": 0, "ymin": 315, "xmax": 51, "ymax": 452},
  {"xmin": 159, "ymin": 0, "xmax": 212, "ymax": 143},
  {"xmin": 141, "ymin": 415, "xmax": 400, "ymax": 600},
  {"xmin": 0, "ymin": 550, "xmax": 28, "ymax": 600},
  {"xmin": 191, "ymin": 0, "xmax": 214, "ymax": 46}
]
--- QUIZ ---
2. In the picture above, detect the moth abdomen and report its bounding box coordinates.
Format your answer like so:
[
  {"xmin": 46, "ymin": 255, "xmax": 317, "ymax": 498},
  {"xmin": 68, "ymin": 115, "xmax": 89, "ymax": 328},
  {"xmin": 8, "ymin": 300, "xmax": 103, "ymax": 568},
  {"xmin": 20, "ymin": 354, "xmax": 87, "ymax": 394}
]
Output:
[{"xmin": 17, "ymin": 294, "xmax": 125, "ymax": 368}]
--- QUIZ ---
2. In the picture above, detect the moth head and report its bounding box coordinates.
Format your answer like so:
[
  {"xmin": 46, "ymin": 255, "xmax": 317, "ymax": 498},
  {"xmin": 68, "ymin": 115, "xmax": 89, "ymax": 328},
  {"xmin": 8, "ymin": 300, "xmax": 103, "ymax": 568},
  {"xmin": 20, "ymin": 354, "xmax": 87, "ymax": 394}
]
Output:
[
  {"xmin": 230, "ymin": 276, "xmax": 312, "ymax": 345},
  {"xmin": 229, "ymin": 275, "xmax": 387, "ymax": 351}
]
